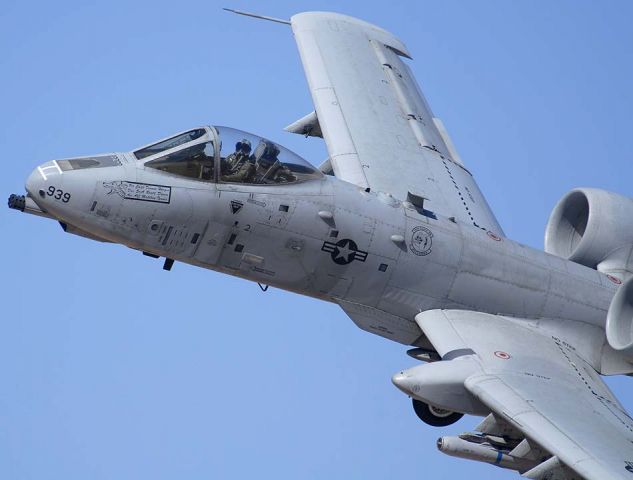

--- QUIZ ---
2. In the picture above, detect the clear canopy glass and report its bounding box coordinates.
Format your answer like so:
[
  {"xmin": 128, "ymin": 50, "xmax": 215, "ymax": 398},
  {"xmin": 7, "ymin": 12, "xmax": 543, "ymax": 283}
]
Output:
[
  {"xmin": 215, "ymin": 126, "xmax": 321, "ymax": 185},
  {"xmin": 145, "ymin": 141, "xmax": 215, "ymax": 182},
  {"xmin": 142, "ymin": 126, "xmax": 322, "ymax": 185},
  {"xmin": 134, "ymin": 128, "xmax": 207, "ymax": 160}
]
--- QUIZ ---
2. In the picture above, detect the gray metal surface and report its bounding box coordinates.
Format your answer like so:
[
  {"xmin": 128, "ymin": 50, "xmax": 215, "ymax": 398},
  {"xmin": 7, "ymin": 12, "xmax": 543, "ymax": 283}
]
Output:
[
  {"xmin": 413, "ymin": 310, "xmax": 633, "ymax": 479},
  {"xmin": 291, "ymin": 12, "xmax": 503, "ymax": 235},
  {"xmin": 10, "ymin": 11, "xmax": 633, "ymax": 480}
]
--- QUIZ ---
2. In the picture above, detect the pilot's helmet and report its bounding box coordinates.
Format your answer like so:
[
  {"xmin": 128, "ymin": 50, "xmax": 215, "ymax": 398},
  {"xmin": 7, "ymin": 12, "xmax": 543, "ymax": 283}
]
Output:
[
  {"xmin": 254, "ymin": 140, "xmax": 280, "ymax": 160},
  {"xmin": 264, "ymin": 141, "xmax": 280, "ymax": 158},
  {"xmin": 235, "ymin": 139, "xmax": 252, "ymax": 154}
]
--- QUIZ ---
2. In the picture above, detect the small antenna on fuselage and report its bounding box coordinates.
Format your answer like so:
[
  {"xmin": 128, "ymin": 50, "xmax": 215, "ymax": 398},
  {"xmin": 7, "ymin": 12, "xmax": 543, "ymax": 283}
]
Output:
[{"xmin": 222, "ymin": 8, "xmax": 291, "ymax": 25}]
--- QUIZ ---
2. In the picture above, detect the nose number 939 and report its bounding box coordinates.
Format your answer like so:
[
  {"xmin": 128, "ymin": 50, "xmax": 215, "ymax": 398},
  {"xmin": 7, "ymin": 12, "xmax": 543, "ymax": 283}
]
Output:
[{"xmin": 47, "ymin": 185, "xmax": 71, "ymax": 203}]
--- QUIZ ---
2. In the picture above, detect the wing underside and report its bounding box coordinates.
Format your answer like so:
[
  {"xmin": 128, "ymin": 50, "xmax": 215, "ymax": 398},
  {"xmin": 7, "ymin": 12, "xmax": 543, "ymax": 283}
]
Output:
[
  {"xmin": 290, "ymin": 12, "xmax": 503, "ymax": 235},
  {"xmin": 417, "ymin": 309, "xmax": 633, "ymax": 480}
]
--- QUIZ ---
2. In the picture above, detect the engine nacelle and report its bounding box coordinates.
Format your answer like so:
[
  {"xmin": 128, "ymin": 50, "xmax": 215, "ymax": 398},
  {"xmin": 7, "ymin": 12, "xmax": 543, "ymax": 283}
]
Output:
[
  {"xmin": 606, "ymin": 276, "xmax": 633, "ymax": 361},
  {"xmin": 545, "ymin": 188, "xmax": 633, "ymax": 277}
]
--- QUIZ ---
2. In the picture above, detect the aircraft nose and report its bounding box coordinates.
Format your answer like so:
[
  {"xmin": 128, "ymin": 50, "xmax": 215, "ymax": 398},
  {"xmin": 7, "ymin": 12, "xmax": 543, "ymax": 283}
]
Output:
[
  {"xmin": 26, "ymin": 168, "xmax": 44, "ymax": 199},
  {"xmin": 25, "ymin": 161, "xmax": 60, "ymax": 200}
]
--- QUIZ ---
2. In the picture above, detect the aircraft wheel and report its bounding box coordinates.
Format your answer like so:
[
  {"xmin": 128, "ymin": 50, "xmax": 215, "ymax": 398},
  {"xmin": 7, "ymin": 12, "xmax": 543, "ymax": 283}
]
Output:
[{"xmin": 412, "ymin": 399, "xmax": 463, "ymax": 427}]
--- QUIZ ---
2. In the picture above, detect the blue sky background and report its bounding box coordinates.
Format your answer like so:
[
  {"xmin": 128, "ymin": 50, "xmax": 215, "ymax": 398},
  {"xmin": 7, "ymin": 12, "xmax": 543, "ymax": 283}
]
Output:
[{"xmin": 2, "ymin": 1, "xmax": 633, "ymax": 479}]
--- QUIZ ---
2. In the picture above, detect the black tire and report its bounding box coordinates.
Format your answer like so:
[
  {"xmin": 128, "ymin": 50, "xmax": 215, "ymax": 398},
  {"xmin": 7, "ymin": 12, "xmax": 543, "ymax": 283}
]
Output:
[{"xmin": 411, "ymin": 399, "xmax": 463, "ymax": 427}]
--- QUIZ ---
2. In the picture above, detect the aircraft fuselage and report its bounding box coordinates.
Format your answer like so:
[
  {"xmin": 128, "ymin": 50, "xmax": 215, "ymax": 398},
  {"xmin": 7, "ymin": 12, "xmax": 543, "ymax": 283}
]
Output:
[{"xmin": 21, "ymin": 155, "xmax": 617, "ymax": 349}]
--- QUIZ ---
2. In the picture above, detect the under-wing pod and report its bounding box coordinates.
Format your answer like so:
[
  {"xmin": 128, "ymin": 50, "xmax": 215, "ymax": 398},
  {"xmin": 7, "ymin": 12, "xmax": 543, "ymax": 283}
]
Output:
[
  {"xmin": 437, "ymin": 434, "xmax": 540, "ymax": 473},
  {"xmin": 545, "ymin": 188, "xmax": 633, "ymax": 280},
  {"xmin": 392, "ymin": 356, "xmax": 488, "ymax": 416}
]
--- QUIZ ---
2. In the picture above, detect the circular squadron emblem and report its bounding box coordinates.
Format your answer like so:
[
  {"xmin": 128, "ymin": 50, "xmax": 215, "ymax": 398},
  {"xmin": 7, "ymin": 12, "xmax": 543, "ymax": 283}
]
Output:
[{"xmin": 410, "ymin": 226, "xmax": 433, "ymax": 256}]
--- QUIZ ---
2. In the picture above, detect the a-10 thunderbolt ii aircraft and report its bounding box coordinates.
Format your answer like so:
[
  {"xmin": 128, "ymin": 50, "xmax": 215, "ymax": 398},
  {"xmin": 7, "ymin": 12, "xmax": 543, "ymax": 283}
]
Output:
[{"xmin": 8, "ymin": 9, "xmax": 633, "ymax": 480}]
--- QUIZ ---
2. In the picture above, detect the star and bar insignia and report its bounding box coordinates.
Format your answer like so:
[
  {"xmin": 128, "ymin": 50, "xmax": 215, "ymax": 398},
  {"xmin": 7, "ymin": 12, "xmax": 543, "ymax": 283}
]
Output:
[{"xmin": 321, "ymin": 238, "xmax": 368, "ymax": 265}]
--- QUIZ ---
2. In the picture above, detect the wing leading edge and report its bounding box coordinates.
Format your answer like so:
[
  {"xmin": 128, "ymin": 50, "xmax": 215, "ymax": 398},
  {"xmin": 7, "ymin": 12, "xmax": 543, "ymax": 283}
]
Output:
[
  {"xmin": 291, "ymin": 12, "xmax": 503, "ymax": 235},
  {"xmin": 417, "ymin": 309, "xmax": 633, "ymax": 480}
]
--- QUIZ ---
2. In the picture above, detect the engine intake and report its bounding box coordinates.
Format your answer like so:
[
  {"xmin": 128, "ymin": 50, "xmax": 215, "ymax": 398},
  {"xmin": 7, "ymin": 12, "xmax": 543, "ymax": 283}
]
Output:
[
  {"xmin": 606, "ymin": 276, "xmax": 633, "ymax": 360},
  {"xmin": 545, "ymin": 188, "xmax": 633, "ymax": 277}
]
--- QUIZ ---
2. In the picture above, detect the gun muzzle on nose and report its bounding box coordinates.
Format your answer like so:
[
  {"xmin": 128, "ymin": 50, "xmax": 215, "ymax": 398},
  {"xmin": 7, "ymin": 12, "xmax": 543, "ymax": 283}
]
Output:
[
  {"xmin": 7, "ymin": 193, "xmax": 53, "ymax": 219},
  {"xmin": 8, "ymin": 194, "xmax": 26, "ymax": 211}
]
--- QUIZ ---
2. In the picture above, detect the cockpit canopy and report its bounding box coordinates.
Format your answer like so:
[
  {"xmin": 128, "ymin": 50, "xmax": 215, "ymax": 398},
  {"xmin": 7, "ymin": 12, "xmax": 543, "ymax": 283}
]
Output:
[{"xmin": 135, "ymin": 126, "xmax": 322, "ymax": 185}]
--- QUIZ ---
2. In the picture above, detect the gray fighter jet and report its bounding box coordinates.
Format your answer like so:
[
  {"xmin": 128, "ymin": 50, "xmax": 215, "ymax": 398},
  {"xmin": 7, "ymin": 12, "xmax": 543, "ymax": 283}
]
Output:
[{"xmin": 9, "ymin": 10, "xmax": 633, "ymax": 480}]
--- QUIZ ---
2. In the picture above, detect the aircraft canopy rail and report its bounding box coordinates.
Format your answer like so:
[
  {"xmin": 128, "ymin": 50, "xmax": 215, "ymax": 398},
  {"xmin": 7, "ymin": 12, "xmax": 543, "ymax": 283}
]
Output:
[{"xmin": 134, "ymin": 128, "xmax": 207, "ymax": 160}]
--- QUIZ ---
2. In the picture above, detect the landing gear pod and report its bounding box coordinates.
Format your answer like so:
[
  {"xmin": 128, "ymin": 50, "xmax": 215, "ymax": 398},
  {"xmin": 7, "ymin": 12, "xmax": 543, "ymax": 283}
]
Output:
[
  {"xmin": 412, "ymin": 399, "xmax": 463, "ymax": 427},
  {"xmin": 392, "ymin": 356, "xmax": 488, "ymax": 418}
]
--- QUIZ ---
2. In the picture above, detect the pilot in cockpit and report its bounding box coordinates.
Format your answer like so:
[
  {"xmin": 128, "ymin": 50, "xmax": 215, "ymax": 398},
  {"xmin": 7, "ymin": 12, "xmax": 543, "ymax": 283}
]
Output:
[
  {"xmin": 220, "ymin": 138, "xmax": 297, "ymax": 184},
  {"xmin": 221, "ymin": 138, "xmax": 255, "ymax": 183},
  {"xmin": 252, "ymin": 140, "xmax": 295, "ymax": 184},
  {"xmin": 227, "ymin": 139, "xmax": 252, "ymax": 170}
]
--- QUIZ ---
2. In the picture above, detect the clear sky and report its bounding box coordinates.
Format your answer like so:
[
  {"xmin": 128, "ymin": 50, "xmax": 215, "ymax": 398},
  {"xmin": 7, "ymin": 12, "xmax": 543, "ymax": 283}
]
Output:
[{"xmin": 2, "ymin": 1, "xmax": 633, "ymax": 479}]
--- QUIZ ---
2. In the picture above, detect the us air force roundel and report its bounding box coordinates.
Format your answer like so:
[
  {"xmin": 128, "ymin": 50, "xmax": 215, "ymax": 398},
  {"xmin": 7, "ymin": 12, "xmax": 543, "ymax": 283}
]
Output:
[
  {"xmin": 321, "ymin": 239, "xmax": 368, "ymax": 265},
  {"xmin": 410, "ymin": 226, "xmax": 433, "ymax": 256}
]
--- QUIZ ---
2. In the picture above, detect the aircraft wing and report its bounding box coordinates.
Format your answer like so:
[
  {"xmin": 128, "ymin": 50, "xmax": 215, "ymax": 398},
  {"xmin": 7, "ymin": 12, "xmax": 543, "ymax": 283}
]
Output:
[
  {"xmin": 290, "ymin": 12, "xmax": 503, "ymax": 235},
  {"xmin": 417, "ymin": 310, "xmax": 633, "ymax": 480}
]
